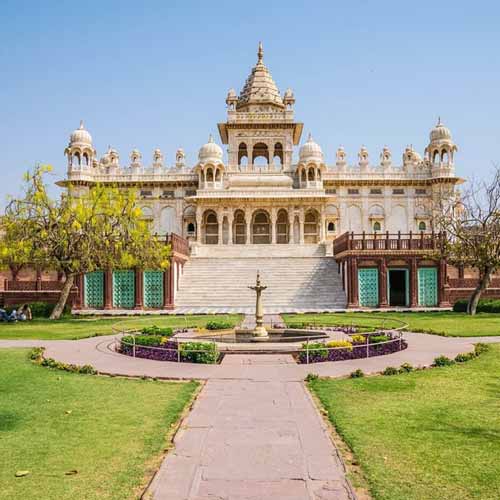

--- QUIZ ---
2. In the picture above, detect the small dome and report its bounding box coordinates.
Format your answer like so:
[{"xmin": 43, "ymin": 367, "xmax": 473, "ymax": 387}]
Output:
[
  {"xmin": 299, "ymin": 134, "xmax": 323, "ymax": 162},
  {"xmin": 70, "ymin": 120, "xmax": 92, "ymax": 145},
  {"xmin": 227, "ymin": 88, "xmax": 237, "ymax": 99},
  {"xmin": 430, "ymin": 118, "xmax": 452, "ymax": 143},
  {"xmin": 198, "ymin": 135, "xmax": 223, "ymax": 163},
  {"xmin": 284, "ymin": 88, "xmax": 294, "ymax": 99}
]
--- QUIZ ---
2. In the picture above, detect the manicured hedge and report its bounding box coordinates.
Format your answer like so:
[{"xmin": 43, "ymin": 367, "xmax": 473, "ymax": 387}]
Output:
[
  {"xmin": 453, "ymin": 298, "xmax": 500, "ymax": 313},
  {"xmin": 180, "ymin": 341, "xmax": 219, "ymax": 364},
  {"xmin": 9, "ymin": 302, "xmax": 71, "ymax": 318},
  {"xmin": 205, "ymin": 320, "xmax": 233, "ymax": 331}
]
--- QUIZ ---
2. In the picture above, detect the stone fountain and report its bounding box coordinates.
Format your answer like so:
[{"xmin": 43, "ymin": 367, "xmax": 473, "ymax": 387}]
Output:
[{"xmin": 248, "ymin": 271, "xmax": 269, "ymax": 341}]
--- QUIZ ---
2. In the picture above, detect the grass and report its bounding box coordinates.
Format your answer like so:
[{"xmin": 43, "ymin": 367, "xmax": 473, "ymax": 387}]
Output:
[
  {"xmin": 282, "ymin": 311, "xmax": 500, "ymax": 337},
  {"xmin": 0, "ymin": 348, "xmax": 199, "ymax": 500},
  {"xmin": 309, "ymin": 344, "xmax": 500, "ymax": 500},
  {"xmin": 0, "ymin": 314, "xmax": 243, "ymax": 340}
]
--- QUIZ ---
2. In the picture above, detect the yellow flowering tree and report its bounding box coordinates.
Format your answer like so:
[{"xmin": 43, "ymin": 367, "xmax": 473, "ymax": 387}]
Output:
[{"xmin": 0, "ymin": 165, "xmax": 170, "ymax": 319}]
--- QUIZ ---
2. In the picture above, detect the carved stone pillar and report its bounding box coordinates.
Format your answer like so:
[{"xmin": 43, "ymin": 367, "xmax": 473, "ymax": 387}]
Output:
[
  {"xmin": 410, "ymin": 258, "xmax": 418, "ymax": 307},
  {"xmin": 271, "ymin": 207, "xmax": 277, "ymax": 244},
  {"xmin": 438, "ymin": 258, "xmax": 451, "ymax": 307},
  {"xmin": 245, "ymin": 208, "xmax": 252, "ymax": 244},
  {"xmin": 217, "ymin": 210, "xmax": 223, "ymax": 245},
  {"xmin": 319, "ymin": 209, "xmax": 326, "ymax": 242},
  {"xmin": 104, "ymin": 269, "xmax": 113, "ymax": 310},
  {"xmin": 379, "ymin": 258, "xmax": 388, "ymax": 307},
  {"xmin": 134, "ymin": 268, "xmax": 143, "ymax": 309},
  {"xmin": 195, "ymin": 208, "xmax": 202, "ymax": 244},
  {"xmin": 227, "ymin": 213, "xmax": 234, "ymax": 245},
  {"xmin": 299, "ymin": 209, "xmax": 305, "ymax": 244},
  {"xmin": 347, "ymin": 257, "xmax": 359, "ymax": 307},
  {"xmin": 288, "ymin": 212, "xmax": 294, "ymax": 244}
]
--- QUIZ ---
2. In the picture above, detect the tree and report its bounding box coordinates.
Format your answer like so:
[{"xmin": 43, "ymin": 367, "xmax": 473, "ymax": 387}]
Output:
[
  {"xmin": 434, "ymin": 166, "xmax": 500, "ymax": 315},
  {"xmin": 0, "ymin": 165, "xmax": 171, "ymax": 319}
]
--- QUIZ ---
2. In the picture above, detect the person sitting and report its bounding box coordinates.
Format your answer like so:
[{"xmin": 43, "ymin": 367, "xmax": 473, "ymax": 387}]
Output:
[
  {"xmin": 18, "ymin": 304, "xmax": 32, "ymax": 321},
  {"xmin": 0, "ymin": 308, "xmax": 18, "ymax": 322}
]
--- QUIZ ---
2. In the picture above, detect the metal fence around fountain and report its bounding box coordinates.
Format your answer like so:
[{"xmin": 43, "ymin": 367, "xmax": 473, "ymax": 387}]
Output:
[{"xmin": 111, "ymin": 317, "xmax": 408, "ymax": 364}]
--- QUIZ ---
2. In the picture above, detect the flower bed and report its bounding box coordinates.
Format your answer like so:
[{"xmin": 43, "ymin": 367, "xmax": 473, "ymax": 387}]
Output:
[{"xmin": 297, "ymin": 332, "xmax": 407, "ymax": 364}]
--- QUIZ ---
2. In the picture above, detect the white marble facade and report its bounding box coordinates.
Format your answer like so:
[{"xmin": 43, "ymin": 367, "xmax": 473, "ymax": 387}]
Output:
[{"xmin": 61, "ymin": 44, "xmax": 461, "ymax": 247}]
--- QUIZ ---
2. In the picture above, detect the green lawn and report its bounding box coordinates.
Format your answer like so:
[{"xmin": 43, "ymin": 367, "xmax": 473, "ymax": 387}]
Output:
[
  {"xmin": 0, "ymin": 314, "xmax": 243, "ymax": 340},
  {"xmin": 0, "ymin": 349, "xmax": 199, "ymax": 499},
  {"xmin": 309, "ymin": 344, "xmax": 500, "ymax": 500},
  {"xmin": 282, "ymin": 311, "xmax": 500, "ymax": 337}
]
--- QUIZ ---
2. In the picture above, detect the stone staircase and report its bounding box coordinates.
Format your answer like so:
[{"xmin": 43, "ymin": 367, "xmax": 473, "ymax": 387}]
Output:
[{"xmin": 174, "ymin": 245, "xmax": 346, "ymax": 313}]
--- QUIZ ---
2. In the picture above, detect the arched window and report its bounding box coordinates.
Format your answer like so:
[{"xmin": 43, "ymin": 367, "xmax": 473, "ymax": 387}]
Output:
[
  {"xmin": 273, "ymin": 142, "xmax": 283, "ymax": 166},
  {"xmin": 204, "ymin": 211, "xmax": 218, "ymax": 244},
  {"xmin": 327, "ymin": 222, "xmax": 335, "ymax": 232},
  {"xmin": 238, "ymin": 142, "xmax": 248, "ymax": 166},
  {"xmin": 187, "ymin": 222, "xmax": 195, "ymax": 235},
  {"xmin": 252, "ymin": 142, "xmax": 269, "ymax": 166},
  {"xmin": 304, "ymin": 210, "xmax": 319, "ymax": 243},
  {"xmin": 233, "ymin": 210, "xmax": 246, "ymax": 244},
  {"xmin": 252, "ymin": 210, "xmax": 271, "ymax": 244},
  {"xmin": 276, "ymin": 209, "xmax": 289, "ymax": 244},
  {"xmin": 418, "ymin": 221, "xmax": 427, "ymax": 231},
  {"xmin": 373, "ymin": 221, "xmax": 381, "ymax": 232}
]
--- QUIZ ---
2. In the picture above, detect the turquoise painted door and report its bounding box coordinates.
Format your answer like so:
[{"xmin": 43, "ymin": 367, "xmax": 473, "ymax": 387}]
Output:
[
  {"xmin": 418, "ymin": 268, "xmax": 438, "ymax": 306},
  {"xmin": 84, "ymin": 271, "xmax": 104, "ymax": 308},
  {"xmin": 113, "ymin": 270, "xmax": 135, "ymax": 308},
  {"xmin": 144, "ymin": 271, "xmax": 164, "ymax": 308},
  {"xmin": 358, "ymin": 268, "xmax": 379, "ymax": 307}
]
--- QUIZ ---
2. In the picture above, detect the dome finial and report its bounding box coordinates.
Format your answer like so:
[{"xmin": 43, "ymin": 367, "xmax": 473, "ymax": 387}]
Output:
[
  {"xmin": 308, "ymin": 132, "xmax": 313, "ymax": 141},
  {"xmin": 208, "ymin": 134, "xmax": 214, "ymax": 143},
  {"xmin": 258, "ymin": 41, "xmax": 263, "ymax": 63},
  {"xmin": 437, "ymin": 116, "xmax": 441, "ymax": 126},
  {"xmin": 79, "ymin": 119, "xmax": 84, "ymax": 129}
]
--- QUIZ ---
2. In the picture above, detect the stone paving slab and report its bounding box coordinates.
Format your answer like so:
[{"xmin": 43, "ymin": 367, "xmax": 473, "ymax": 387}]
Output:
[{"xmin": 148, "ymin": 357, "xmax": 353, "ymax": 500}]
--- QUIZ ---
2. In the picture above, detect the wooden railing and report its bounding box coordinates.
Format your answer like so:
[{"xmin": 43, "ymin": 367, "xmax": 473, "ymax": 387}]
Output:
[
  {"xmin": 166, "ymin": 233, "xmax": 190, "ymax": 257},
  {"xmin": 333, "ymin": 231, "xmax": 445, "ymax": 255}
]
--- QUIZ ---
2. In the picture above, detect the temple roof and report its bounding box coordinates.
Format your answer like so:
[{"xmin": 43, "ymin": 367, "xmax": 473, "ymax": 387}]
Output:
[{"xmin": 237, "ymin": 42, "xmax": 284, "ymax": 110}]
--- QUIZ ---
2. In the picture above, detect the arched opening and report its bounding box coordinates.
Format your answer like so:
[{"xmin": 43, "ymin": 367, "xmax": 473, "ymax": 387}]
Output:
[
  {"xmin": 233, "ymin": 210, "xmax": 246, "ymax": 244},
  {"xmin": 73, "ymin": 152, "xmax": 81, "ymax": 167},
  {"xmin": 187, "ymin": 222, "xmax": 195, "ymax": 235},
  {"xmin": 276, "ymin": 209, "xmax": 289, "ymax": 244},
  {"xmin": 238, "ymin": 142, "xmax": 248, "ymax": 166},
  {"xmin": 304, "ymin": 210, "xmax": 319, "ymax": 243},
  {"xmin": 273, "ymin": 142, "xmax": 283, "ymax": 167},
  {"xmin": 432, "ymin": 150, "xmax": 439, "ymax": 164},
  {"xmin": 418, "ymin": 221, "xmax": 427, "ymax": 231},
  {"xmin": 82, "ymin": 152, "xmax": 89, "ymax": 167},
  {"xmin": 441, "ymin": 150, "xmax": 449, "ymax": 163},
  {"xmin": 252, "ymin": 142, "xmax": 269, "ymax": 166},
  {"xmin": 204, "ymin": 211, "xmax": 218, "ymax": 244},
  {"xmin": 301, "ymin": 169, "xmax": 306, "ymax": 184},
  {"xmin": 373, "ymin": 221, "xmax": 381, "ymax": 232},
  {"xmin": 308, "ymin": 168, "xmax": 315, "ymax": 181},
  {"xmin": 327, "ymin": 221, "xmax": 336, "ymax": 233},
  {"xmin": 215, "ymin": 168, "xmax": 221, "ymax": 182},
  {"xmin": 183, "ymin": 205, "xmax": 196, "ymax": 239},
  {"xmin": 252, "ymin": 210, "xmax": 271, "ymax": 244},
  {"xmin": 206, "ymin": 168, "xmax": 214, "ymax": 182}
]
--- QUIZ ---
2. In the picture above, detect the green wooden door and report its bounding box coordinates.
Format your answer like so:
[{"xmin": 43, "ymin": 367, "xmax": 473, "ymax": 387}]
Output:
[
  {"xmin": 418, "ymin": 268, "xmax": 438, "ymax": 306},
  {"xmin": 358, "ymin": 268, "xmax": 379, "ymax": 307},
  {"xmin": 144, "ymin": 271, "xmax": 164, "ymax": 308},
  {"xmin": 113, "ymin": 270, "xmax": 135, "ymax": 308},
  {"xmin": 84, "ymin": 271, "xmax": 104, "ymax": 308}
]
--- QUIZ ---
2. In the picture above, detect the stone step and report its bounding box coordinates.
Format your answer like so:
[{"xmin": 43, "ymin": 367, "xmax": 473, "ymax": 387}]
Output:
[{"xmin": 175, "ymin": 254, "xmax": 347, "ymax": 311}]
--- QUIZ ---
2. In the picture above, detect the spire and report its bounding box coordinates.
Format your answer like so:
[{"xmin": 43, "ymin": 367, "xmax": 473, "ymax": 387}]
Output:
[
  {"xmin": 79, "ymin": 119, "xmax": 84, "ymax": 129},
  {"xmin": 257, "ymin": 41, "xmax": 263, "ymax": 63},
  {"xmin": 208, "ymin": 134, "xmax": 214, "ymax": 143},
  {"xmin": 307, "ymin": 133, "xmax": 313, "ymax": 142},
  {"xmin": 437, "ymin": 116, "xmax": 441, "ymax": 126}
]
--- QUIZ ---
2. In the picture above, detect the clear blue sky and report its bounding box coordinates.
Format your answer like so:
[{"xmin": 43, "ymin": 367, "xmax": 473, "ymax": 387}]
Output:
[{"xmin": 1, "ymin": 0, "xmax": 499, "ymax": 205}]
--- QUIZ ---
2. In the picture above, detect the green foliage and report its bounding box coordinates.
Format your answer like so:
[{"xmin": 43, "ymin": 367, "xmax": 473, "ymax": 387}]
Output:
[
  {"xmin": 121, "ymin": 334, "xmax": 163, "ymax": 347},
  {"xmin": 369, "ymin": 334, "xmax": 390, "ymax": 344},
  {"xmin": 305, "ymin": 373, "xmax": 319, "ymax": 382},
  {"xmin": 433, "ymin": 355, "xmax": 455, "ymax": 367},
  {"xmin": 474, "ymin": 343, "xmax": 489, "ymax": 355},
  {"xmin": 326, "ymin": 340, "xmax": 353, "ymax": 351},
  {"xmin": 299, "ymin": 342, "xmax": 328, "ymax": 362},
  {"xmin": 0, "ymin": 165, "xmax": 171, "ymax": 318},
  {"xmin": 29, "ymin": 347, "xmax": 97, "ymax": 374},
  {"xmin": 382, "ymin": 366, "xmax": 399, "ymax": 376},
  {"xmin": 454, "ymin": 352, "xmax": 475, "ymax": 363},
  {"xmin": 350, "ymin": 334, "xmax": 366, "ymax": 344},
  {"xmin": 10, "ymin": 301, "xmax": 71, "ymax": 318},
  {"xmin": 180, "ymin": 341, "xmax": 219, "ymax": 364},
  {"xmin": 205, "ymin": 320, "xmax": 234, "ymax": 330},
  {"xmin": 453, "ymin": 298, "xmax": 500, "ymax": 313},
  {"xmin": 140, "ymin": 325, "xmax": 173, "ymax": 336},
  {"xmin": 349, "ymin": 369, "xmax": 365, "ymax": 378},
  {"xmin": 399, "ymin": 362, "xmax": 414, "ymax": 373}
]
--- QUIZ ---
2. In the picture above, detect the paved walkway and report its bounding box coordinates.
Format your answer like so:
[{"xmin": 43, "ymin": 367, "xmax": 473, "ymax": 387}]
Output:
[
  {"xmin": 2, "ymin": 334, "xmax": 500, "ymax": 500},
  {"xmin": 149, "ymin": 355, "xmax": 353, "ymax": 500}
]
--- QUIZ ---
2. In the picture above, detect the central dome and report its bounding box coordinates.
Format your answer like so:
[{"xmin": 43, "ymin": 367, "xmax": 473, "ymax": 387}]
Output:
[
  {"xmin": 70, "ymin": 120, "xmax": 92, "ymax": 145},
  {"xmin": 299, "ymin": 134, "xmax": 323, "ymax": 162},
  {"xmin": 430, "ymin": 118, "xmax": 452, "ymax": 143},
  {"xmin": 237, "ymin": 42, "xmax": 284, "ymax": 110}
]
